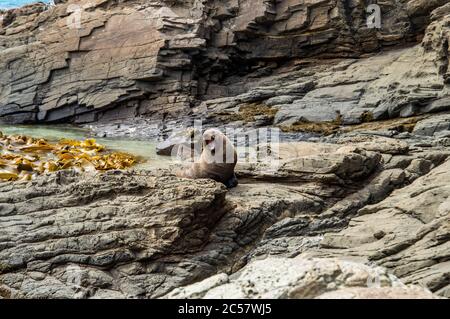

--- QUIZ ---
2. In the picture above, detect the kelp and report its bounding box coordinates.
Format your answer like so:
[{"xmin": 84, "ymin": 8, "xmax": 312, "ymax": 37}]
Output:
[{"xmin": 0, "ymin": 132, "xmax": 138, "ymax": 182}]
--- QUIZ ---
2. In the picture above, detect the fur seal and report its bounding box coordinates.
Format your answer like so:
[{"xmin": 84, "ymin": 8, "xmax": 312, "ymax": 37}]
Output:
[{"xmin": 176, "ymin": 128, "xmax": 238, "ymax": 188}]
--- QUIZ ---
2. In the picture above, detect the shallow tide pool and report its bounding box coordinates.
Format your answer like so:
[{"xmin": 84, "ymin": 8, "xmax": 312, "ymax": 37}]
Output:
[{"xmin": 0, "ymin": 124, "xmax": 170, "ymax": 170}]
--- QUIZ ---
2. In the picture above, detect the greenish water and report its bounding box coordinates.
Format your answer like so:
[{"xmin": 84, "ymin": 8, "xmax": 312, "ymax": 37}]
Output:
[{"xmin": 0, "ymin": 124, "xmax": 169, "ymax": 169}]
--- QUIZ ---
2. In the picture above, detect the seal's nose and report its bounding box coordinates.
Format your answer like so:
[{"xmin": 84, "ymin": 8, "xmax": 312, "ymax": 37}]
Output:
[
  {"xmin": 204, "ymin": 134, "xmax": 216, "ymax": 151},
  {"xmin": 203, "ymin": 133, "xmax": 214, "ymax": 143}
]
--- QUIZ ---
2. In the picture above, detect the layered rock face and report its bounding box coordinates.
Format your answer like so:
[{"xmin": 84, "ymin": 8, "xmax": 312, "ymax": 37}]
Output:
[
  {"xmin": 0, "ymin": 0, "xmax": 205, "ymax": 123},
  {"xmin": 1, "ymin": 0, "xmax": 450, "ymax": 124},
  {"xmin": 0, "ymin": 134, "xmax": 448, "ymax": 298},
  {"xmin": 1, "ymin": 0, "xmax": 450, "ymax": 300},
  {"xmin": 0, "ymin": 170, "xmax": 229, "ymax": 298},
  {"xmin": 165, "ymin": 257, "xmax": 439, "ymax": 299}
]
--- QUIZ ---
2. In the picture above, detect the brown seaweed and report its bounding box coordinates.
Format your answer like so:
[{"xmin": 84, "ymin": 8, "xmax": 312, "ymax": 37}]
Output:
[{"xmin": 0, "ymin": 132, "xmax": 138, "ymax": 182}]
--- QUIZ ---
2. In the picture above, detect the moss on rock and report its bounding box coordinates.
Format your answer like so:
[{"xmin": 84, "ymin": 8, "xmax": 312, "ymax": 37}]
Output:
[{"xmin": 211, "ymin": 103, "xmax": 278, "ymax": 124}]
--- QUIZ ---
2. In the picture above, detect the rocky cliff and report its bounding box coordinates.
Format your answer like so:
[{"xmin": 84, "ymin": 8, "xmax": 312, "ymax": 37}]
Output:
[
  {"xmin": 0, "ymin": 133, "xmax": 449, "ymax": 298},
  {"xmin": 0, "ymin": 0, "xmax": 450, "ymax": 300},
  {"xmin": 1, "ymin": 0, "xmax": 450, "ymax": 125}
]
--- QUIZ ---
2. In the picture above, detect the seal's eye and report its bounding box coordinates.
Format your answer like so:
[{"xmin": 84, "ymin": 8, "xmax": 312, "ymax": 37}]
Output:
[{"xmin": 204, "ymin": 134, "xmax": 216, "ymax": 151}]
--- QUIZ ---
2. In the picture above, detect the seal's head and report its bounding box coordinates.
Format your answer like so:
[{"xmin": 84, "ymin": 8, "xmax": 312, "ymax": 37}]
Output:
[
  {"xmin": 201, "ymin": 128, "xmax": 236, "ymax": 165},
  {"xmin": 202, "ymin": 128, "xmax": 222, "ymax": 154},
  {"xmin": 177, "ymin": 128, "xmax": 238, "ymax": 188}
]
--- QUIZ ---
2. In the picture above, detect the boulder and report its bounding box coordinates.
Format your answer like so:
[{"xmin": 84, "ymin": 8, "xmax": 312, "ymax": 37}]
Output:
[
  {"xmin": 236, "ymin": 141, "xmax": 382, "ymax": 184},
  {"xmin": 156, "ymin": 127, "xmax": 201, "ymax": 157}
]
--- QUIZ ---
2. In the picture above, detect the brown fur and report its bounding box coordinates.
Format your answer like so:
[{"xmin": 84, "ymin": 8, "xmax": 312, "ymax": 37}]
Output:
[{"xmin": 177, "ymin": 128, "xmax": 237, "ymax": 184}]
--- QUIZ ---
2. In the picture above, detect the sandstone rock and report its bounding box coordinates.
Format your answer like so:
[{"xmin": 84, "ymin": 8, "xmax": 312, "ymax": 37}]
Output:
[
  {"xmin": 413, "ymin": 114, "xmax": 450, "ymax": 136},
  {"xmin": 0, "ymin": 170, "xmax": 228, "ymax": 298},
  {"xmin": 316, "ymin": 286, "xmax": 438, "ymax": 299},
  {"xmin": 1, "ymin": 0, "xmax": 450, "ymax": 301},
  {"xmin": 0, "ymin": 0, "xmax": 204, "ymax": 123},
  {"xmin": 333, "ymin": 135, "xmax": 410, "ymax": 155},
  {"xmin": 1, "ymin": 0, "xmax": 450, "ymax": 125},
  {"xmin": 164, "ymin": 257, "xmax": 436, "ymax": 299},
  {"xmin": 313, "ymin": 158, "xmax": 450, "ymax": 297},
  {"xmin": 265, "ymin": 96, "xmax": 296, "ymax": 107},
  {"xmin": 156, "ymin": 127, "xmax": 201, "ymax": 157},
  {"xmin": 201, "ymin": 0, "xmax": 450, "ymax": 128},
  {"xmin": 237, "ymin": 141, "xmax": 381, "ymax": 184},
  {"xmin": 0, "ymin": 131, "xmax": 448, "ymax": 298}
]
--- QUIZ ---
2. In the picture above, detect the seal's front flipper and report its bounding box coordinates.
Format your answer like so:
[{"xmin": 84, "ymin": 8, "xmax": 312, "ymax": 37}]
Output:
[{"xmin": 224, "ymin": 173, "xmax": 238, "ymax": 189}]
